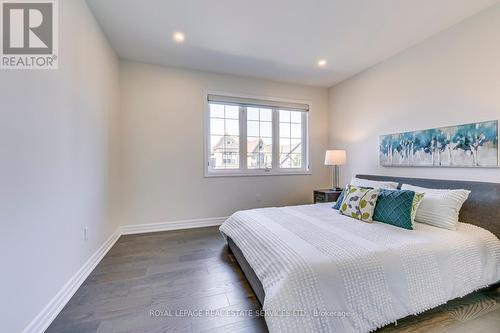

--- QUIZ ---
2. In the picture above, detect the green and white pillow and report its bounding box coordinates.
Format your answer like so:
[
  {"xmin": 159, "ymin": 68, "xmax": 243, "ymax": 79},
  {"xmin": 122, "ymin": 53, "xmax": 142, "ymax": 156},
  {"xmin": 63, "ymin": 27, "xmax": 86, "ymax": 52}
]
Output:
[
  {"xmin": 411, "ymin": 192, "xmax": 425, "ymax": 224},
  {"xmin": 339, "ymin": 185, "xmax": 380, "ymax": 222}
]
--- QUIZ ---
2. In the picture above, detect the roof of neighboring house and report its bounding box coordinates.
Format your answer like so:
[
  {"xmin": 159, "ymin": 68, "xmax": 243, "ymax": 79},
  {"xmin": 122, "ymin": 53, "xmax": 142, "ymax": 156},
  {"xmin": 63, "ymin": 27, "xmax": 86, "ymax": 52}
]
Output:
[
  {"xmin": 213, "ymin": 135, "xmax": 272, "ymax": 154},
  {"xmin": 212, "ymin": 135, "xmax": 239, "ymax": 152},
  {"xmin": 247, "ymin": 138, "xmax": 272, "ymax": 154}
]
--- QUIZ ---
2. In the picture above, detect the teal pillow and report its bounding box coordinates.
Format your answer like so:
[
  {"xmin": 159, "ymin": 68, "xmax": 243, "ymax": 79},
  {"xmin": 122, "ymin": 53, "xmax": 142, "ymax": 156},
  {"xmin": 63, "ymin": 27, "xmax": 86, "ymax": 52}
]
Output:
[
  {"xmin": 332, "ymin": 189, "xmax": 346, "ymax": 210},
  {"xmin": 373, "ymin": 189, "xmax": 415, "ymax": 230}
]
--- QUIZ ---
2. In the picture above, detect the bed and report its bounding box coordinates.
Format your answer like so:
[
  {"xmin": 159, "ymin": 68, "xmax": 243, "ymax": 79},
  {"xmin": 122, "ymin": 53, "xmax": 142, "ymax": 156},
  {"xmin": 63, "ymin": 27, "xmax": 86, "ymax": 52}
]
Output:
[{"xmin": 219, "ymin": 175, "xmax": 500, "ymax": 333}]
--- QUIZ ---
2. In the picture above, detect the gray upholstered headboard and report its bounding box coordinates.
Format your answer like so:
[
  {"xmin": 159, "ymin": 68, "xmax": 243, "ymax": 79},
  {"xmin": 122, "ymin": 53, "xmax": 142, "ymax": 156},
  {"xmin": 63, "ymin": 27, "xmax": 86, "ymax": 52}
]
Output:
[{"xmin": 356, "ymin": 175, "xmax": 500, "ymax": 239}]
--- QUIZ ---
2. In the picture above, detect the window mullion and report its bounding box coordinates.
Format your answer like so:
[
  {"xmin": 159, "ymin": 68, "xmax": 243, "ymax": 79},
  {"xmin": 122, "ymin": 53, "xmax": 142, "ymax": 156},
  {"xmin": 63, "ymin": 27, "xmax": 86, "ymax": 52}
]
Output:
[
  {"xmin": 272, "ymin": 108, "xmax": 279, "ymax": 171},
  {"xmin": 240, "ymin": 106, "xmax": 247, "ymax": 170},
  {"xmin": 302, "ymin": 112, "xmax": 308, "ymax": 171}
]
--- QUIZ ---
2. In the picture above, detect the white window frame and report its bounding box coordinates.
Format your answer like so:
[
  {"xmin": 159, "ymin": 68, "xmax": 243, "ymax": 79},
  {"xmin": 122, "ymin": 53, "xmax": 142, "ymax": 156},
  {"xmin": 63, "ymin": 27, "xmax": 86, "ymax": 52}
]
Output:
[{"xmin": 204, "ymin": 90, "xmax": 311, "ymax": 177}]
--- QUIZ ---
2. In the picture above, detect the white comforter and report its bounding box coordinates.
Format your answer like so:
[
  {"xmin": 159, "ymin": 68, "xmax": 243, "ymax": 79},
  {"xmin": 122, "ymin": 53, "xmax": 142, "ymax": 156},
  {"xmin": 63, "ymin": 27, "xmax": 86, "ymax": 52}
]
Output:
[{"xmin": 219, "ymin": 203, "xmax": 500, "ymax": 333}]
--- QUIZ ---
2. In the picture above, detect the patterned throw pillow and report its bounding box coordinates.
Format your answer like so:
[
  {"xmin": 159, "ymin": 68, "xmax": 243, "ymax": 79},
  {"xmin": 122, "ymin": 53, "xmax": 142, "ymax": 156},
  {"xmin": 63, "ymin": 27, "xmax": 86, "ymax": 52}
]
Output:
[
  {"xmin": 411, "ymin": 192, "xmax": 425, "ymax": 224},
  {"xmin": 333, "ymin": 185, "xmax": 374, "ymax": 210},
  {"xmin": 339, "ymin": 185, "xmax": 380, "ymax": 222},
  {"xmin": 373, "ymin": 189, "xmax": 416, "ymax": 230}
]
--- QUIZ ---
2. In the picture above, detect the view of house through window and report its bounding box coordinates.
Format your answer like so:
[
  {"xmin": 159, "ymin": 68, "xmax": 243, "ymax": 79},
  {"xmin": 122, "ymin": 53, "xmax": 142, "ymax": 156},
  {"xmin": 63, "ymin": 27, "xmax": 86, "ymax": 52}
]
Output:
[
  {"xmin": 247, "ymin": 107, "xmax": 273, "ymax": 169},
  {"xmin": 207, "ymin": 94, "xmax": 309, "ymax": 175},
  {"xmin": 209, "ymin": 104, "xmax": 240, "ymax": 169}
]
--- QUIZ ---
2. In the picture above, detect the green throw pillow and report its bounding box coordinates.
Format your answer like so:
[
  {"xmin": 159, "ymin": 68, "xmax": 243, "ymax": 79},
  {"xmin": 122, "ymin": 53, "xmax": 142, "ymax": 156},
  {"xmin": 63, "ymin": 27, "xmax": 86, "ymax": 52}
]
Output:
[
  {"xmin": 339, "ymin": 185, "xmax": 379, "ymax": 222},
  {"xmin": 411, "ymin": 192, "xmax": 425, "ymax": 224},
  {"xmin": 333, "ymin": 185, "xmax": 374, "ymax": 210}
]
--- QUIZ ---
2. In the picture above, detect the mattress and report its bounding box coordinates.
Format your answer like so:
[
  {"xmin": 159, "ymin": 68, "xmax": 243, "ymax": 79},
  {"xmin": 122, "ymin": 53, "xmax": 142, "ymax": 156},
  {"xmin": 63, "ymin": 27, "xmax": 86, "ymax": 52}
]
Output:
[{"xmin": 219, "ymin": 203, "xmax": 500, "ymax": 333}]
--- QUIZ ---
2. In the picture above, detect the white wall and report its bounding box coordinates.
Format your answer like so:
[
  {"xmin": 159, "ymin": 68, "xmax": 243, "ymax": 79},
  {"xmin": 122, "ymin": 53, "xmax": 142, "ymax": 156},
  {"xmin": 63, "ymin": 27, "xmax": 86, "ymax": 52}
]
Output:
[
  {"xmin": 117, "ymin": 61, "xmax": 330, "ymax": 226},
  {"xmin": 329, "ymin": 4, "xmax": 500, "ymax": 185},
  {"xmin": 0, "ymin": 1, "xmax": 119, "ymax": 332}
]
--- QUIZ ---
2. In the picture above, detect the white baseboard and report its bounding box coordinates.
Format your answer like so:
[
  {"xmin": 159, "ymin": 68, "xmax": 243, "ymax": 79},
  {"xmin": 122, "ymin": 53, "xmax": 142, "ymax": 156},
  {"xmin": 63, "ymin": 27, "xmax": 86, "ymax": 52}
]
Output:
[
  {"xmin": 22, "ymin": 216, "xmax": 227, "ymax": 333},
  {"xmin": 120, "ymin": 216, "xmax": 227, "ymax": 235},
  {"xmin": 22, "ymin": 230, "xmax": 121, "ymax": 333}
]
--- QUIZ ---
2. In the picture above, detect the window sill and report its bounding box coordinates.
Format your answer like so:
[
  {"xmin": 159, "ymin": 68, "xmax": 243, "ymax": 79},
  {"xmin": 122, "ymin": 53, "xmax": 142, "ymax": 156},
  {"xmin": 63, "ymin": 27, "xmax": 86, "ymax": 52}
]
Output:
[{"xmin": 204, "ymin": 170, "xmax": 312, "ymax": 178}]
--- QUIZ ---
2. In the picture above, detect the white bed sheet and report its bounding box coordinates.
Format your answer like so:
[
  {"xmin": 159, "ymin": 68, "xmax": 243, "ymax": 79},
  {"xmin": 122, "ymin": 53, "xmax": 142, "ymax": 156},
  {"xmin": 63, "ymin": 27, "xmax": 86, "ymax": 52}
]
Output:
[{"xmin": 219, "ymin": 203, "xmax": 500, "ymax": 333}]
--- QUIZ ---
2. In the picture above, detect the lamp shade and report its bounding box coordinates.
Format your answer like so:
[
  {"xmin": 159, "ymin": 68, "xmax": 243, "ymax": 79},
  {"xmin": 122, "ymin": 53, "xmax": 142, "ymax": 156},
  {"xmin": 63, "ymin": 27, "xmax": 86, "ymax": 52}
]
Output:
[{"xmin": 324, "ymin": 150, "xmax": 346, "ymax": 166}]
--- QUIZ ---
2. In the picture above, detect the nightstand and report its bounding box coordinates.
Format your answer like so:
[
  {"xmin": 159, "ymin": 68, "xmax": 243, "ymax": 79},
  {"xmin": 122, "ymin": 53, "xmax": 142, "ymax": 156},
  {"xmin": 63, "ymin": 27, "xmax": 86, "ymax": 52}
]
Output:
[{"xmin": 313, "ymin": 189, "xmax": 343, "ymax": 203}]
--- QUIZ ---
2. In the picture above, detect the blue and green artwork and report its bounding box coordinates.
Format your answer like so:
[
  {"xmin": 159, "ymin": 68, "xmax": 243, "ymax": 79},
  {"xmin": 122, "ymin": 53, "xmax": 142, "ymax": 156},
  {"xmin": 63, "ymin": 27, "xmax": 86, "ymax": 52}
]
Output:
[{"xmin": 380, "ymin": 120, "xmax": 498, "ymax": 167}]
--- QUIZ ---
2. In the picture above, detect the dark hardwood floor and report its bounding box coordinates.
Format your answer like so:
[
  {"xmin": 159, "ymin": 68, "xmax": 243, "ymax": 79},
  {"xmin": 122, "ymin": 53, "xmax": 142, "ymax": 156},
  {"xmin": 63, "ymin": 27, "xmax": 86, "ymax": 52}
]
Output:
[
  {"xmin": 46, "ymin": 227, "xmax": 267, "ymax": 333},
  {"xmin": 46, "ymin": 227, "xmax": 500, "ymax": 333}
]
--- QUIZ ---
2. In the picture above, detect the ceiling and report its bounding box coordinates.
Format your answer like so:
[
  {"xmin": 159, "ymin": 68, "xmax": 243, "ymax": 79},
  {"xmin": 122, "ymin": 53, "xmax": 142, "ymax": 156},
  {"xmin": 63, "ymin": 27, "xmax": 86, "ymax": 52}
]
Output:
[{"xmin": 86, "ymin": 0, "xmax": 499, "ymax": 87}]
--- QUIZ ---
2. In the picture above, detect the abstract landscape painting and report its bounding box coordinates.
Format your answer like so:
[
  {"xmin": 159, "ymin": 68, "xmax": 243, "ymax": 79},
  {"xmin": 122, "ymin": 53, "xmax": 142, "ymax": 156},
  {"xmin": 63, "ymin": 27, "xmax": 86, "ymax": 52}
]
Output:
[{"xmin": 380, "ymin": 120, "xmax": 498, "ymax": 167}]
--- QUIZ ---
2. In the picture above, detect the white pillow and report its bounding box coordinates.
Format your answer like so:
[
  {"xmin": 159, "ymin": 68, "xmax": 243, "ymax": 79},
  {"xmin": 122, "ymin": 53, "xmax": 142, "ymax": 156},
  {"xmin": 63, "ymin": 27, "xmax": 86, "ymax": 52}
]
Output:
[
  {"xmin": 350, "ymin": 177, "xmax": 398, "ymax": 189},
  {"xmin": 401, "ymin": 184, "xmax": 470, "ymax": 230}
]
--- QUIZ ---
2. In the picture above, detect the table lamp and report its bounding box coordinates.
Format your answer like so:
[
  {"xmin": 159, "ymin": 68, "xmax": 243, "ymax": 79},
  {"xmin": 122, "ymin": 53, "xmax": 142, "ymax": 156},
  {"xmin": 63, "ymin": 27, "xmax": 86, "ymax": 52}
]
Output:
[{"xmin": 324, "ymin": 150, "xmax": 346, "ymax": 190}]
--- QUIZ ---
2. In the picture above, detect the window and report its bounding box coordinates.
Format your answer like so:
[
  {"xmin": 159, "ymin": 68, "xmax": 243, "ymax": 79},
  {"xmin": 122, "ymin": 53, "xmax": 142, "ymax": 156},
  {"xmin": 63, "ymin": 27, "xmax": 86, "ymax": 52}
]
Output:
[
  {"xmin": 247, "ymin": 107, "xmax": 272, "ymax": 169},
  {"xmin": 208, "ymin": 104, "xmax": 240, "ymax": 169},
  {"xmin": 279, "ymin": 110, "xmax": 304, "ymax": 169},
  {"xmin": 206, "ymin": 93, "xmax": 310, "ymax": 176}
]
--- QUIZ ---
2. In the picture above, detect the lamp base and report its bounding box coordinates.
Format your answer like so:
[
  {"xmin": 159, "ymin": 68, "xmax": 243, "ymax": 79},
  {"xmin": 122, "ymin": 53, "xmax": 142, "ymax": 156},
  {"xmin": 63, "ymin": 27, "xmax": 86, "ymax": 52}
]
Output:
[{"xmin": 330, "ymin": 187, "xmax": 343, "ymax": 191}]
